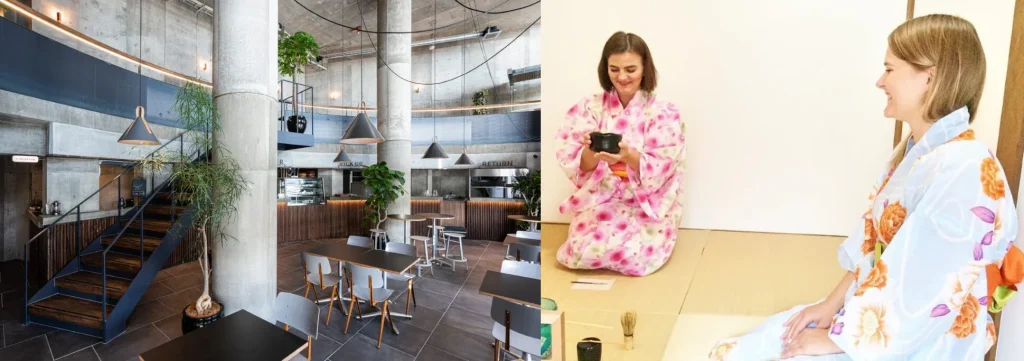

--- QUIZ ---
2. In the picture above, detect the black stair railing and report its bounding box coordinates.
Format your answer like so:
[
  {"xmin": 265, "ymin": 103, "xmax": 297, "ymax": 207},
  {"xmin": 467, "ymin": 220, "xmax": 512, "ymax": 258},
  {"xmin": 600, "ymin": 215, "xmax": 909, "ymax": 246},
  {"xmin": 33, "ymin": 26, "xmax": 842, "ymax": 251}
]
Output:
[{"xmin": 22, "ymin": 132, "xmax": 192, "ymax": 324}]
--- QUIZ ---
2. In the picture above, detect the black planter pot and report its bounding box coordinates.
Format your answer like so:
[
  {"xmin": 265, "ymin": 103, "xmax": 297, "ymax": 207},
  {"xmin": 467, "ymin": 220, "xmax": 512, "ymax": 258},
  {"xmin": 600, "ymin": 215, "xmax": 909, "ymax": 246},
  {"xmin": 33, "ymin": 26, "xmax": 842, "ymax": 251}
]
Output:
[
  {"xmin": 589, "ymin": 132, "xmax": 622, "ymax": 154},
  {"xmin": 181, "ymin": 304, "xmax": 224, "ymax": 335},
  {"xmin": 287, "ymin": 115, "xmax": 307, "ymax": 134}
]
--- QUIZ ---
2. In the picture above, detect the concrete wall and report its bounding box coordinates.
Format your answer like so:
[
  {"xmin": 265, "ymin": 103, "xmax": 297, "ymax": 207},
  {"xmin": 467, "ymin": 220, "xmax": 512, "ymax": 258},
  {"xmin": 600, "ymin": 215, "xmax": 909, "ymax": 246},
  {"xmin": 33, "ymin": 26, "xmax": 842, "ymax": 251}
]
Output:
[
  {"xmin": 410, "ymin": 169, "xmax": 469, "ymax": 198},
  {"xmin": 305, "ymin": 24, "xmax": 542, "ymax": 118},
  {"xmin": 32, "ymin": 0, "xmax": 214, "ymax": 86},
  {"xmin": 44, "ymin": 157, "xmax": 100, "ymax": 213},
  {"xmin": 0, "ymin": 119, "xmax": 47, "ymax": 156},
  {"xmin": 1, "ymin": 157, "xmax": 39, "ymax": 261}
]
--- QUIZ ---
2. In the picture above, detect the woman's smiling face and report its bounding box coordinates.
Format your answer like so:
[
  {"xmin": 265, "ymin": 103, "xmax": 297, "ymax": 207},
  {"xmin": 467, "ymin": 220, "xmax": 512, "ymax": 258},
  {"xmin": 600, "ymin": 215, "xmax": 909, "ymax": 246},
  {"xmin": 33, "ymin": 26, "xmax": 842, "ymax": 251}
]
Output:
[{"xmin": 607, "ymin": 52, "xmax": 644, "ymax": 97}]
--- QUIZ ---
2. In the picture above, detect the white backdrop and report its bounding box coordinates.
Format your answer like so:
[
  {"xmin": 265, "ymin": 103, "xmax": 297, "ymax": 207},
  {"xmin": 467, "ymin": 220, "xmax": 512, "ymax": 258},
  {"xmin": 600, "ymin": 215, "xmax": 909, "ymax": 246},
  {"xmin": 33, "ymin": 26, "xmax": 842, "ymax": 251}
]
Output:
[{"xmin": 541, "ymin": 0, "xmax": 908, "ymax": 236}]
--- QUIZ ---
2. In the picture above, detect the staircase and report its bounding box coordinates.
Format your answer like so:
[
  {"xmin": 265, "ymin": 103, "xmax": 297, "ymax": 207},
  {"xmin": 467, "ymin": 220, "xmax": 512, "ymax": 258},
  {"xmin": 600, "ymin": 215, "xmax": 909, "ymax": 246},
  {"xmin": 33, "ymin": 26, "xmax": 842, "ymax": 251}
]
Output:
[{"xmin": 22, "ymin": 135, "xmax": 204, "ymax": 342}]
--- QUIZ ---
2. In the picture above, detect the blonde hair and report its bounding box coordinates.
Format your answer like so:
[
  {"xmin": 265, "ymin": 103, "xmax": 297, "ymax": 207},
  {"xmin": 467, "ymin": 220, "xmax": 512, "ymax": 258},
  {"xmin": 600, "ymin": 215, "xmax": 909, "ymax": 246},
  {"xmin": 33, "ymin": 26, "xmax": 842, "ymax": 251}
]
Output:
[{"xmin": 887, "ymin": 14, "xmax": 986, "ymax": 169}]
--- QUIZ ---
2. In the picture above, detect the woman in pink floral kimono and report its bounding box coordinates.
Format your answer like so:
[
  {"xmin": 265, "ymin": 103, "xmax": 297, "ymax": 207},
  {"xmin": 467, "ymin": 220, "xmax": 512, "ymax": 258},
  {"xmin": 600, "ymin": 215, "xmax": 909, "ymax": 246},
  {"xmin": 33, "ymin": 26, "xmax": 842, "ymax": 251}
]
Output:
[
  {"xmin": 554, "ymin": 32, "xmax": 686, "ymax": 277},
  {"xmin": 708, "ymin": 14, "xmax": 1024, "ymax": 361}
]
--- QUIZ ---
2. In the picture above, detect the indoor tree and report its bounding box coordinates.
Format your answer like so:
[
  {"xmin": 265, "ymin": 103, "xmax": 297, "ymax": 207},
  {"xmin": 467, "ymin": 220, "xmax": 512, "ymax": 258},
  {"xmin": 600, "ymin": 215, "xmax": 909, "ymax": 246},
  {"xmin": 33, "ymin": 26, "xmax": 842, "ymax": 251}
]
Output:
[
  {"xmin": 511, "ymin": 170, "xmax": 541, "ymax": 230},
  {"xmin": 362, "ymin": 162, "xmax": 406, "ymax": 231},
  {"xmin": 278, "ymin": 31, "xmax": 320, "ymax": 133}
]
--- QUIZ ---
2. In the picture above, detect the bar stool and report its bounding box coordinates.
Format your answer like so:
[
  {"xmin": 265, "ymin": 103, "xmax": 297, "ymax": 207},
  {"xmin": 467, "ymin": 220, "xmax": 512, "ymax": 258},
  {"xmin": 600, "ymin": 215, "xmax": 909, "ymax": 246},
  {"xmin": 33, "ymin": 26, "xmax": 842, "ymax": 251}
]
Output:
[
  {"xmin": 410, "ymin": 235, "xmax": 434, "ymax": 276},
  {"xmin": 370, "ymin": 229, "xmax": 387, "ymax": 249},
  {"xmin": 444, "ymin": 232, "xmax": 469, "ymax": 272},
  {"xmin": 428, "ymin": 225, "xmax": 446, "ymax": 253}
]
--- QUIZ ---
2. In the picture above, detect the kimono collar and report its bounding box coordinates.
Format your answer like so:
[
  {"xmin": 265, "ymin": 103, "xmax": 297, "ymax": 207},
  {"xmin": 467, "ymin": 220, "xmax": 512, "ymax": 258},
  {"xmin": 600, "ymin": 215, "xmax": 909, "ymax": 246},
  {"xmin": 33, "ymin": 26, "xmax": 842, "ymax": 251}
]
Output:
[
  {"xmin": 603, "ymin": 90, "xmax": 652, "ymax": 116},
  {"xmin": 899, "ymin": 106, "xmax": 971, "ymax": 167}
]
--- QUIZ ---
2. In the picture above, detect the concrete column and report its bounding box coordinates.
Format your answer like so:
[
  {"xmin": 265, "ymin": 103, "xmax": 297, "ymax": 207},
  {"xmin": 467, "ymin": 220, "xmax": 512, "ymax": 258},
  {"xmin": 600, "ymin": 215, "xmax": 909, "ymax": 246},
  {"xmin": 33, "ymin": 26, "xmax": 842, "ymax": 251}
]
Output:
[
  {"xmin": 211, "ymin": 0, "xmax": 278, "ymax": 321},
  {"xmin": 376, "ymin": 0, "xmax": 412, "ymax": 242}
]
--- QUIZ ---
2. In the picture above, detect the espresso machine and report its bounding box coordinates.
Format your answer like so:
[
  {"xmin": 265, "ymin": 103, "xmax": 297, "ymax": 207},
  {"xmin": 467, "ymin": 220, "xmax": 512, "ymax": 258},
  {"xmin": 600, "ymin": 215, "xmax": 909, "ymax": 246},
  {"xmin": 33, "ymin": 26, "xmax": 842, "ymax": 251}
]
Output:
[{"xmin": 470, "ymin": 168, "xmax": 527, "ymax": 198}]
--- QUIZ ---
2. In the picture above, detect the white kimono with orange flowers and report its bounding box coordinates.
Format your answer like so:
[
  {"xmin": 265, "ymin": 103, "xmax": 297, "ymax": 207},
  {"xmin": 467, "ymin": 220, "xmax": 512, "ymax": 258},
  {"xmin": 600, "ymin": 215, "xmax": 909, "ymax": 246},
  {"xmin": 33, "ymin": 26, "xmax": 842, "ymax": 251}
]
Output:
[{"xmin": 709, "ymin": 107, "xmax": 1020, "ymax": 361}]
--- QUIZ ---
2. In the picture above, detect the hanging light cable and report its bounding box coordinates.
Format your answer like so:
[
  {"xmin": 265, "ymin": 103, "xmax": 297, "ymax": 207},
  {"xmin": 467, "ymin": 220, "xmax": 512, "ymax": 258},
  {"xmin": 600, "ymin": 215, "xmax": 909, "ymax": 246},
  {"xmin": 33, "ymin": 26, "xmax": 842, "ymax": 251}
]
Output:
[
  {"xmin": 422, "ymin": 0, "xmax": 448, "ymax": 160},
  {"xmin": 454, "ymin": 10, "xmax": 473, "ymax": 166},
  {"xmin": 340, "ymin": 25, "xmax": 383, "ymax": 144},
  {"xmin": 118, "ymin": 0, "xmax": 160, "ymax": 145},
  {"xmin": 334, "ymin": 27, "xmax": 352, "ymax": 164}
]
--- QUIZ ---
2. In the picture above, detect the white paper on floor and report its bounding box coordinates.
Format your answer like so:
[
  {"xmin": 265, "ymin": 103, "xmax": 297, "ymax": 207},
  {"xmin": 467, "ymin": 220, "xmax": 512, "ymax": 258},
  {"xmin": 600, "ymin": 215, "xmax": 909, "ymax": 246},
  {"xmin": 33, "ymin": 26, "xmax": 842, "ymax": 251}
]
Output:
[{"xmin": 570, "ymin": 278, "xmax": 615, "ymax": 291}]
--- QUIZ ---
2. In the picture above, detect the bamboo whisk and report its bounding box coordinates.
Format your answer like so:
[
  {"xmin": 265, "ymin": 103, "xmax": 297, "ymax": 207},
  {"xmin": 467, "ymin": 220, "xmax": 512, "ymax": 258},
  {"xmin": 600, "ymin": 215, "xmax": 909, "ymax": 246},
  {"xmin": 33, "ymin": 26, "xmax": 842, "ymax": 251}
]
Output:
[{"xmin": 621, "ymin": 310, "xmax": 637, "ymax": 350}]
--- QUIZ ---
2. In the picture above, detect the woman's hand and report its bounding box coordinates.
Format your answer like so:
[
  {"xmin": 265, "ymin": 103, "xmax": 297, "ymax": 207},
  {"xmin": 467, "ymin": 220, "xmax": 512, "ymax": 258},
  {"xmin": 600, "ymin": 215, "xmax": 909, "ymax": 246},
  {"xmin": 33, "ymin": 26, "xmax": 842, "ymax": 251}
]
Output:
[
  {"xmin": 780, "ymin": 328, "xmax": 843, "ymax": 359},
  {"xmin": 782, "ymin": 300, "xmax": 841, "ymax": 344},
  {"xmin": 580, "ymin": 133, "xmax": 599, "ymax": 172},
  {"xmin": 595, "ymin": 142, "xmax": 639, "ymax": 166}
]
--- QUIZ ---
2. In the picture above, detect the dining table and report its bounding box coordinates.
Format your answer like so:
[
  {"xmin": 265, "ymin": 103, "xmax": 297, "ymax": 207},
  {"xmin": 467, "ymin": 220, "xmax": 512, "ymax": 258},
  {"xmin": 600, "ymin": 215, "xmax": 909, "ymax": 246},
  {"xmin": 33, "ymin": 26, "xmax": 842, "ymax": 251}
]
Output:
[
  {"xmin": 138, "ymin": 309, "xmax": 308, "ymax": 361},
  {"xmin": 413, "ymin": 213, "xmax": 455, "ymax": 268},
  {"xmin": 305, "ymin": 242, "xmax": 421, "ymax": 323}
]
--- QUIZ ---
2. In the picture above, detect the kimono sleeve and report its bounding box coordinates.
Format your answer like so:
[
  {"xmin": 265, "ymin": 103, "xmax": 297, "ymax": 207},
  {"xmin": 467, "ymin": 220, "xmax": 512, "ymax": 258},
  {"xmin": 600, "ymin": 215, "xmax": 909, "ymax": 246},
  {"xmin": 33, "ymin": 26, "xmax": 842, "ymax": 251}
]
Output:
[
  {"xmin": 554, "ymin": 97, "xmax": 600, "ymax": 188},
  {"xmin": 836, "ymin": 220, "xmax": 869, "ymax": 272},
  {"xmin": 627, "ymin": 102, "xmax": 686, "ymax": 218},
  {"xmin": 828, "ymin": 155, "xmax": 1001, "ymax": 360}
]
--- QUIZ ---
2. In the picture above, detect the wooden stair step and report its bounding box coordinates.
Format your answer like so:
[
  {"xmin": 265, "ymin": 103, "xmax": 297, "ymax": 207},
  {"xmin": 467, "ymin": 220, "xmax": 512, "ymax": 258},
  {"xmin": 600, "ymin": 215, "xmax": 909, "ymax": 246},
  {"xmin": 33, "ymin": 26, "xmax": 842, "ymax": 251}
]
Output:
[
  {"xmin": 123, "ymin": 219, "xmax": 174, "ymax": 232},
  {"xmin": 81, "ymin": 252, "xmax": 144, "ymax": 275},
  {"xmin": 55, "ymin": 272, "xmax": 131, "ymax": 301},
  {"xmin": 144, "ymin": 204, "xmax": 187, "ymax": 216},
  {"xmin": 28, "ymin": 294, "xmax": 114, "ymax": 330},
  {"xmin": 101, "ymin": 234, "xmax": 162, "ymax": 253}
]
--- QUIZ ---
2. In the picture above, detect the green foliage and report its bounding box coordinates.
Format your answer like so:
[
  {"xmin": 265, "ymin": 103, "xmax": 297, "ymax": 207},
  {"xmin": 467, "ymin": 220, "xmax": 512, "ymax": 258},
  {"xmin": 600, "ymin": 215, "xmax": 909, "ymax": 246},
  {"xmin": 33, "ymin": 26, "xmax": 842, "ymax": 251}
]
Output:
[
  {"xmin": 511, "ymin": 170, "xmax": 541, "ymax": 230},
  {"xmin": 278, "ymin": 32, "xmax": 320, "ymax": 77},
  {"xmin": 362, "ymin": 162, "xmax": 406, "ymax": 230},
  {"xmin": 472, "ymin": 89, "xmax": 490, "ymax": 115}
]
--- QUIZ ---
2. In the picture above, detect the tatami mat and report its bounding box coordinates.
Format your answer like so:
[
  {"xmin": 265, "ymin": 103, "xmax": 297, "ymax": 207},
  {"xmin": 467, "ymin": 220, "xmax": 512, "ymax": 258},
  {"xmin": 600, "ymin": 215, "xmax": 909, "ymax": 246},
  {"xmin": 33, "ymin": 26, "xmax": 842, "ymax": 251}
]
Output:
[
  {"xmin": 680, "ymin": 230, "xmax": 846, "ymax": 316},
  {"xmin": 660, "ymin": 313, "xmax": 769, "ymax": 360},
  {"xmin": 540, "ymin": 223, "xmax": 709, "ymax": 315},
  {"xmin": 560, "ymin": 309, "xmax": 679, "ymax": 361}
]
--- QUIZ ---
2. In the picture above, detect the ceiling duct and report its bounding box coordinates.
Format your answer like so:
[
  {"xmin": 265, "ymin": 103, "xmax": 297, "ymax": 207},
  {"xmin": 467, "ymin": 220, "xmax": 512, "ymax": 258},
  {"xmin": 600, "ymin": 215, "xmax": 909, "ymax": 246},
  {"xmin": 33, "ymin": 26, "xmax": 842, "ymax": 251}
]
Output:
[
  {"xmin": 508, "ymin": 65, "xmax": 540, "ymax": 84},
  {"xmin": 321, "ymin": 26, "xmax": 501, "ymax": 60}
]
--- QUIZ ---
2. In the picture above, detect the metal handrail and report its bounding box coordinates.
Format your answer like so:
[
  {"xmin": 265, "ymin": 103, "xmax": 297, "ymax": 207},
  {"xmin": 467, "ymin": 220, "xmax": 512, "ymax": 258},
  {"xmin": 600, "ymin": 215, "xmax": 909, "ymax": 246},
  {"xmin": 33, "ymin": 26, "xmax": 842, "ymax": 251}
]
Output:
[
  {"xmin": 98, "ymin": 144, "xmax": 204, "ymax": 324},
  {"xmin": 22, "ymin": 132, "xmax": 192, "ymax": 325}
]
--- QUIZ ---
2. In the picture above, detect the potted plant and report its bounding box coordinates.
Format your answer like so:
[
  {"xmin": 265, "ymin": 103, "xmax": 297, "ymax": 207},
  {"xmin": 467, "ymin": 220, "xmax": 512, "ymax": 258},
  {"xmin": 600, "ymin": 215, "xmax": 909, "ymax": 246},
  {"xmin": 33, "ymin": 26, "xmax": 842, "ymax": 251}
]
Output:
[
  {"xmin": 511, "ymin": 170, "xmax": 541, "ymax": 230},
  {"xmin": 165, "ymin": 82, "xmax": 249, "ymax": 334},
  {"xmin": 362, "ymin": 162, "xmax": 406, "ymax": 232},
  {"xmin": 278, "ymin": 31, "xmax": 320, "ymax": 134},
  {"xmin": 472, "ymin": 89, "xmax": 490, "ymax": 115}
]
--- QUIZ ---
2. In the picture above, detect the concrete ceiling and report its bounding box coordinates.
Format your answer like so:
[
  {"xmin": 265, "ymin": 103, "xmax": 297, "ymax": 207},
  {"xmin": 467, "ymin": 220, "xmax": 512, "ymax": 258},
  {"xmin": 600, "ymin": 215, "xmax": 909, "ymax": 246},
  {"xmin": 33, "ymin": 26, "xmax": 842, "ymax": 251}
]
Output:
[{"xmin": 276, "ymin": 0, "xmax": 540, "ymax": 54}]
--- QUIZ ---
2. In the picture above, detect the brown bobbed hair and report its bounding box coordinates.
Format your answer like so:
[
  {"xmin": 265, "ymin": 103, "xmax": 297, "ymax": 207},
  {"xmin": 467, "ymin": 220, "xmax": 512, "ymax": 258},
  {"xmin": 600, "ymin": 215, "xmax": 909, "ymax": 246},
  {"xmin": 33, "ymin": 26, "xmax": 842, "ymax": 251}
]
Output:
[{"xmin": 598, "ymin": 31, "xmax": 658, "ymax": 93}]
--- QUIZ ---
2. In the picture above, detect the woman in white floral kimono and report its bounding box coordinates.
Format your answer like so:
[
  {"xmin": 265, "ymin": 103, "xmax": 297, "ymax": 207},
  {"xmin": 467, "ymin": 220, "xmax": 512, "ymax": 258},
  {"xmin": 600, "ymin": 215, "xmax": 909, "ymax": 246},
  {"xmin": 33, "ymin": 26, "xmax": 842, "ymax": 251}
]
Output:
[
  {"xmin": 554, "ymin": 32, "xmax": 686, "ymax": 277},
  {"xmin": 709, "ymin": 14, "xmax": 1024, "ymax": 361}
]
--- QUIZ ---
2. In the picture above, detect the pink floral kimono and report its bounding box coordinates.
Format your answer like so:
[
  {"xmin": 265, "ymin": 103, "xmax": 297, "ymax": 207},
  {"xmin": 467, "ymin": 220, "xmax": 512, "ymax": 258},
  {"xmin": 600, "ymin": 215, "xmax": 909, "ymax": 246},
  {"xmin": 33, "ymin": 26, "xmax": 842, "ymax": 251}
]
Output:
[{"xmin": 554, "ymin": 90, "xmax": 686, "ymax": 276}]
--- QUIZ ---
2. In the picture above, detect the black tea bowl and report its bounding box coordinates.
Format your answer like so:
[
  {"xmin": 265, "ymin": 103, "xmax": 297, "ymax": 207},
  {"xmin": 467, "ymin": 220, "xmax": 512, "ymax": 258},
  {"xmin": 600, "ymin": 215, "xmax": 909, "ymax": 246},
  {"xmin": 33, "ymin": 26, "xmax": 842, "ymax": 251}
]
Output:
[{"xmin": 589, "ymin": 132, "xmax": 622, "ymax": 154}]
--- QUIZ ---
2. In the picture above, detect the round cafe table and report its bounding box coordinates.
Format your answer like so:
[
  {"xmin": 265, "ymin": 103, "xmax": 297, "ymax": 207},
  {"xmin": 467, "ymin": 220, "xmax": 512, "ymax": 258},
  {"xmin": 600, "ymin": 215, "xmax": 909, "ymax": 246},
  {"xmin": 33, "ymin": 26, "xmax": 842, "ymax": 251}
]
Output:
[
  {"xmin": 508, "ymin": 214, "xmax": 541, "ymax": 232},
  {"xmin": 387, "ymin": 214, "xmax": 426, "ymax": 245},
  {"xmin": 414, "ymin": 213, "xmax": 455, "ymax": 267}
]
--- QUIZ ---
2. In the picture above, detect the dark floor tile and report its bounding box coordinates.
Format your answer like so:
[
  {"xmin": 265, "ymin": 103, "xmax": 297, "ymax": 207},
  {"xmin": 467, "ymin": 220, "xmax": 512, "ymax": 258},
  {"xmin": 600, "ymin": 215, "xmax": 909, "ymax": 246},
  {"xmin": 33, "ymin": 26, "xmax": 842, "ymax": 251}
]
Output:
[
  {"xmin": 464, "ymin": 268, "xmax": 490, "ymax": 289},
  {"xmin": 3, "ymin": 321, "xmax": 56, "ymax": 347},
  {"xmin": 391, "ymin": 289, "xmax": 452, "ymax": 314},
  {"xmin": 56, "ymin": 347, "xmax": 100, "ymax": 361},
  {"xmin": 126, "ymin": 300, "xmax": 176, "ymax": 331},
  {"xmin": 421, "ymin": 269, "xmax": 470, "ymax": 287},
  {"xmin": 163, "ymin": 262, "xmax": 200, "ymax": 277},
  {"xmin": 413, "ymin": 278, "xmax": 462, "ymax": 299},
  {"xmin": 156, "ymin": 286, "xmax": 201, "ymax": 311},
  {"xmin": 0, "ymin": 335, "xmax": 52, "ymax": 361},
  {"xmin": 153, "ymin": 314, "xmax": 183, "ymax": 340},
  {"xmin": 45, "ymin": 330, "xmax": 100, "ymax": 359},
  {"xmin": 160, "ymin": 272, "xmax": 203, "ymax": 291},
  {"xmin": 151, "ymin": 269, "xmax": 175, "ymax": 284},
  {"xmin": 315, "ymin": 302, "xmax": 373, "ymax": 345},
  {"xmin": 414, "ymin": 345, "xmax": 468, "ymax": 361},
  {"xmin": 451, "ymin": 289, "xmax": 493, "ymax": 316},
  {"xmin": 391, "ymin": 305, "xmax": 443, "ymax": 333},
  {"xmin": 0, "ymin": 295, "xmax": 25, "ymax": 325},
  {"xmin": 440, "ymin": 306, "xmax": 494, "ymax": 339},
  {"xmin": 302, "ymin": 333, "xmax": 342, "ymax": 361},
  {"xmin": 93, "ymin": 324, "xmax": 169, "ymax": 361},
  {"xmin": 279, "ymin": 254, "xmax": 302, "ymax": 273},
  {"xmin": 426, "ymin": 323, "xmax": 494, "ymax": 361},
  {"xmin": 278, "ymin": 268, "xmax": 308, "ymax": 293},
  {"xmin": 357, "ymin": 315, "xmax": 432, "ymax": 357},
  {"xmin": 333, "ymin": 334, "xmax": 414, "ymax": 361},
  {"xmin": 138, "ymin": 282, "xmax": 174, "ymax": 304}
]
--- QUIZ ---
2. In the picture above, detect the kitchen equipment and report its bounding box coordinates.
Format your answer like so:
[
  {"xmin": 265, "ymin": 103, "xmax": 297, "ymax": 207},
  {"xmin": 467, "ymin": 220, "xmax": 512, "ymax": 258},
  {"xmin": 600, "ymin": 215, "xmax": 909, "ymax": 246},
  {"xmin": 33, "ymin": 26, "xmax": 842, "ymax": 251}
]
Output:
[{"xmin": 470, "ymin": 168, "xmax": 527, "ymax": 199}]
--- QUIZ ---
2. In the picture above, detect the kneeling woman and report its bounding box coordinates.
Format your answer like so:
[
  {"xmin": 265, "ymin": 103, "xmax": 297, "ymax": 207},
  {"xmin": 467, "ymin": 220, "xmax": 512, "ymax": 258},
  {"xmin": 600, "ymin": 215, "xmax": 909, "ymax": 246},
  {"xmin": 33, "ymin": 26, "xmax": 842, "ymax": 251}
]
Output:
[
  {"xmin": 554, "ymin": 32, "xmax": 686, "ymax": 277},
  {"xmin": 708, "ymin": 14, "xmax": 1023, "ymax": 361}
]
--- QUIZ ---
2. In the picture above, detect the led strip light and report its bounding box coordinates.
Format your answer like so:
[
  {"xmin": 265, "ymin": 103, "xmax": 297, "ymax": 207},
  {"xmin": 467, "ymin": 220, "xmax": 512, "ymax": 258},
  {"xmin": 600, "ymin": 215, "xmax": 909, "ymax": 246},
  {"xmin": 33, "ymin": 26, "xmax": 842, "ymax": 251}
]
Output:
[{"xmin": 0, "ymin": 0, "xmax": 540, "ymax": 114}]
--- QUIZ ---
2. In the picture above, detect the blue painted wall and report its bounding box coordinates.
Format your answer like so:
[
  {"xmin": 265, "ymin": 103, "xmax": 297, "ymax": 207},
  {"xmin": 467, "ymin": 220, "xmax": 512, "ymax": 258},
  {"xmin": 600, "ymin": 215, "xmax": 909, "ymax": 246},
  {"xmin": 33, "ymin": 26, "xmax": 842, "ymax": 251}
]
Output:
[{"xmin": 0, "ymin": 17, "xmax": 540, "ymax": 145}]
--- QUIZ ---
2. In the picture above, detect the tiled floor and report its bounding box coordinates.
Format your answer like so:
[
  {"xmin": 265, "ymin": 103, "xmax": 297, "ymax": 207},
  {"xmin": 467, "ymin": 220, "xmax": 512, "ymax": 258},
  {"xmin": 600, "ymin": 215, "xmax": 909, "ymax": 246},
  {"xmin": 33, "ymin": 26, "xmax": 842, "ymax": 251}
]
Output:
[{"xmin": 0, "ymin": 236, "xmax": 509, "ymax": 361}]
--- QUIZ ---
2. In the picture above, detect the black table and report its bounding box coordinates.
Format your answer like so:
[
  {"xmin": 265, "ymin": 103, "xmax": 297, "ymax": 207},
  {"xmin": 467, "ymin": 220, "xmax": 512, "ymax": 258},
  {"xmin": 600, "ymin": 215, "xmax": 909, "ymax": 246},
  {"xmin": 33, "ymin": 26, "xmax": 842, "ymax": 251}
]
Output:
[
  {"xmin": 139, "ymin": 309, "xmax": 307, "ymax": 361},
  {"xmin": 478, "ymin": 270, "xmax": 541, "ymax": 308},
  {"xmin": 503, "ymin": 234, "xmax": 540, "ymax": 247},
  {"xmin": 305, "ymin": 242, "xmax": 421, "ymax": 321}
]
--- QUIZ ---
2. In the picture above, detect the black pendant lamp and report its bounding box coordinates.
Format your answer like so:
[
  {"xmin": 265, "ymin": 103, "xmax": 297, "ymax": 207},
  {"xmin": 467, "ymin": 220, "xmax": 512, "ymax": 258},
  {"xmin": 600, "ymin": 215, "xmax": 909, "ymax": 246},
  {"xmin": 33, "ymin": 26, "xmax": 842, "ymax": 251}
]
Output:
[
  {"xmin": 334, "ymin": 147, "xmax": 352, "ymax": 164},
  {"xmin": 119, "ymin": 0, "xmax": 160, "ymax": 146},
  {"xmin": 453, "ymin": 34, "xmax": 473, "ymax": 166},
  {"xmin": 341, "ymin": 30, "xmax": 383, "ymax": 144},
  {"xmin": 422, "ymin": 3, "xmax": 448, "ymax": 160}
]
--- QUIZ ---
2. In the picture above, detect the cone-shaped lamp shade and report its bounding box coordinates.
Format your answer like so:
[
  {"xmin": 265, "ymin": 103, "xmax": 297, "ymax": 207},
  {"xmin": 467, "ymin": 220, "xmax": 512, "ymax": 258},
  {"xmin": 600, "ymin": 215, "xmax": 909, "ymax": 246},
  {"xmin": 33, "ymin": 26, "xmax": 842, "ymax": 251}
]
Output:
[
  {"xmin": 455, "ymin": 151, "xmax": 474, "ymax": 165},
  {"xmin": 118, "ymin": 106, "xmax": 161, "ymax": 145},
  {"xmin": 422, "ymin": 137, "xmax": 449, "ymax": 159},
  {"xmin": 340, "ymin": 112, "xmax": 384, "ymax": 144},
  {"xmin": 334, "ymin": 148, "xmax": 352, "ymax": 164}
]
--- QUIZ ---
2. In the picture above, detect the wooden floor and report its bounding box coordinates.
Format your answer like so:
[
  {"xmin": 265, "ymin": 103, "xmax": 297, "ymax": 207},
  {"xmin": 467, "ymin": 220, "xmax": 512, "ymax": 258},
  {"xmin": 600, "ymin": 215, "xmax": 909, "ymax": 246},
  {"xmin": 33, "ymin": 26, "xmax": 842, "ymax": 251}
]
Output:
[{"xmin": 540, "ymin": 223, "xmax": 846, "ymax": 361}]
